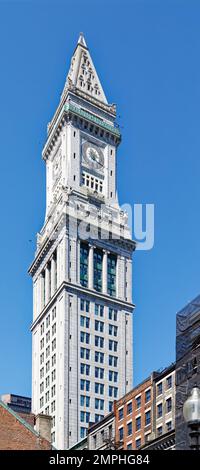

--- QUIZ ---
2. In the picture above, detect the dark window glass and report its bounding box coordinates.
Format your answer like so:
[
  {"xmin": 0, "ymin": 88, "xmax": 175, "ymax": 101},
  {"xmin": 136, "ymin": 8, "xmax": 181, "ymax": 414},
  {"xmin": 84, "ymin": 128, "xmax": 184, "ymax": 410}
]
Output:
[
  {"xmin": 80, "ymin": 244, "xmax": 89, "ymax": 287},
  {"xmin": 93, "ymin": 249, "xmax": 103, "ymax": 292}
]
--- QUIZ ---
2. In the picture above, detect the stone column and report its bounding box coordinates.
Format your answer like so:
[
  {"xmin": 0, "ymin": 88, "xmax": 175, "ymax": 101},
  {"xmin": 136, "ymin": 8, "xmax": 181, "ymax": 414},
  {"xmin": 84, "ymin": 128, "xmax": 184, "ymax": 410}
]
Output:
[
  {"xmin": 88, "ymin": 245, "xmax": 94, "ymax": 290},
  {"xmin": 117, "ymin": 256, "xmax": 125, "ymax": 299},
  {"xmin": 51, "ymin": 255, "xmax": 56, "ymax": 297},
  {"xmin": 40, "ymin": 272, "xmax": 45, "ymax": 310},
  {"xmin": 102, "ymin": 249, "xmax": 108, "ymax": 294},
  {"xmin": 45, "ymin": 264, "xmax": 50, "ymax": 305}
]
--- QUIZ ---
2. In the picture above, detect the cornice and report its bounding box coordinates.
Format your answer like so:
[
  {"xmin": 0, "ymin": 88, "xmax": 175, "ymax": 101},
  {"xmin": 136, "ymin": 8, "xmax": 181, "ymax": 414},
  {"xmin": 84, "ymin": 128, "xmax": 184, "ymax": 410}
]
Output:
[
  {"xmin": 30, "ymin": 280, "xmax": 135, "ymax": 331},
  {"xmin": 42, "ymin": 102, "xmax": 121, "ymax": 160}
]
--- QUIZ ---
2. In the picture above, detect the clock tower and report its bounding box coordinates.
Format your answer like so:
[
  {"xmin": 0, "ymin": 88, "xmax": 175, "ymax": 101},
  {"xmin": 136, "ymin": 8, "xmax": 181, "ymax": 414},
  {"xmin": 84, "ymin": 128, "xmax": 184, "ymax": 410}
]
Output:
[{"xmin": 29, "ymin": 34, "xmax": 136, "ymax": 449}]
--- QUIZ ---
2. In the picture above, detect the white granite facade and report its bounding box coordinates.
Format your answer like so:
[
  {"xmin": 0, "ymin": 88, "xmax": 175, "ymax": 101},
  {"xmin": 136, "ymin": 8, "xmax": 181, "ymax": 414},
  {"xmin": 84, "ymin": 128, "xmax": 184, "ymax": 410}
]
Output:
[{"xmin": 29, "ymin": 34, "xmax": 135, "ymax": 449}]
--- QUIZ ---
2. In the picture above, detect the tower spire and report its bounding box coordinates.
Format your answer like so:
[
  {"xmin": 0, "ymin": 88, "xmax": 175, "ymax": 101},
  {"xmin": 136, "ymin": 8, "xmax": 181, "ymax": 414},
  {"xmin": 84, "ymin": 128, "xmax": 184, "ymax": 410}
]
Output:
[
  {"xmin": 77, "ymin": 32, "xmax": 87, "ymax": 48},
  {"xmin": 64, "ymin": 33, "xmax": 108, "ymax": 104}
]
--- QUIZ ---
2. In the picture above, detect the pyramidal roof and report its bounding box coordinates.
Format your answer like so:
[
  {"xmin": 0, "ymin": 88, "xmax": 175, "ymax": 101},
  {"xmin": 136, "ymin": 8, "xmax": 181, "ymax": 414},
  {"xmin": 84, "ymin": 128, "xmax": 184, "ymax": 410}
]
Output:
[{"xmin": 65, "ymin": 33, "xmax": 108, "ymax": 104}]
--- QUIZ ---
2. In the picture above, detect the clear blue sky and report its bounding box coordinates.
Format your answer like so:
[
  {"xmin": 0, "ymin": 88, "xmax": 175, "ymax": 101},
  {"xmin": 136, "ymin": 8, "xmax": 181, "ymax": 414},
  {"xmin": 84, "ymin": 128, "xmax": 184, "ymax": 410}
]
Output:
[{"xmin": 1, "ymin": 0, "xmax": 200, "ymax": 397}]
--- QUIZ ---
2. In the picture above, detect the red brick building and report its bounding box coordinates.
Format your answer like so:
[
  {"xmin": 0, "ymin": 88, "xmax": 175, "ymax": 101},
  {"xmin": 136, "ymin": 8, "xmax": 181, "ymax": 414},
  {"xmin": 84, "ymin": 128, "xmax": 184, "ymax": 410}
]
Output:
[
  {"xmin": 115, "ymin": 375, "xmax": 154, "ymax": 450},
  {"xmin": 0, "ymin": 400, "xmax": 52, "ymax": 450}
]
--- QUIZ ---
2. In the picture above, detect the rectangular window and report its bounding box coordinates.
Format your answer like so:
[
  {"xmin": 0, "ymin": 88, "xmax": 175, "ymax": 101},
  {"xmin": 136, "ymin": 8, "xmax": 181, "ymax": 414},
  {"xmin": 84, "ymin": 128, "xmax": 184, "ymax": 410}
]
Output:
[
  {"xmin": 80, "ymin": 316, "xmax": 90, "ymax": 328},
  {"xmin": 157, "ymin": 426, "xmax": 163, "ymax": 436},
  {"xmin": 166, "ymin": 421, "xmax": 172, "ymax": 432},
  {"xmin": 80, "ymin": 395, "xmax": 90, "ymax": 407},
  {"xmin": 95, "ymin": 367, "xmax": 104, "ymax": 379},
  {"xmin": 145, "ymin": 410, "xmax": 151, "ymax": 426},
  {"xmin": 95, "ymin": 351, "xmax": 104, "ymax": 363},
  {"xmin": 109, "ymin": 340, "xmax": 118, "ymax": 352},
  {"xmin": 166, "ymin": 397, "xmax": 172, "ymax": 413},
  {"xmin": 127, "ymin": 402, "xmax": 132, "ymax": 415},
  {"xmin": 80, "ymin": 427, "xmax": 87, "ymax": 439},
  {"xmin": 93, "ymin": 249, "xmax": 103, "ymax": 292},
  {"xmin": 80, "ymin": 363, "xmax": 90, "ymax": 375},
  {"xmin": 95, "ymin": 304, "xmax": 104, "ymax": 317},
  {"xmin": 166, "ymin": 376, "xmax": 172, "ymax": 389},
  {"xmin": 109, "ymin": 370, "xmax": 118, "ymax": 382},
  {"xmin": 109, "ymin": 401, "xmax": 113, "ymax": 412},
  {"xmin": 109, "ymin": 324, "xmax": 118, "ymax": 336},
  {"xmin": 95, "ymin": 320, "xmax": 104, "ymax": 332},
  {"xmin": 95, "ymin": 398, "xmax": 104, "ymax": 410},
  {"xmin": 80, "ymin": 379, "xmax": 90, "ymax": 392},
  {"xmin": 118, "ymin": 408, "xmax": 124, "ymax": 420},
  {"xmin": 136, "ymin": 416, "xmax": 141, "ymax": 431},
  {"xmin": 80, "ymin": 347, "xmax": 90, "ymax": 360},
  {"xmin": 95, "ymin": 414, "xmax": 104, "ymax": 423},
  {"xmin": 145, "ymin": 389, "xmax": 151, "ymax": 403},
  {"xmin": 95, "ymin": 383, "xmax": 104, "ymax": 394},
  {"xmin": 107, "ymin": 254, "xmax": 117, "ymax": 296},
  {"xmin": 157, "ymin": 382, "xmax": 162, "ymax": 396},
  {"xmin": 109, "ymin": 308, "xmax": 118, "ymax": 321},
  {"xmin": 109, "ymin": 386, "xmax": 118, "ymax": 398},
  {"xmin": 135, "ymin": 438, "xmax": 141, "ymax": 449},
  {"xmin": 119, "ymin": 427, "xmax": 124, "ymax": 441},
  {"xmin": 95, "ymin": 336, "xmax": 104, "ymax": 348},
  {"xmin": 80, "ymin": 331, "xmax": 90, "ymax": 344},
  {"xmin": 108, "ymin": 355, "xmax": 118, "ymax": 367},
  {"xmin": 80, "ymin": 244, "xmax": 89, "ymax": 287},
  {"xmin": 157, "ymin": 403, "xmax": 163, "ymax": 418},
  {"xmin": 135, "ymin": 395, "xmax": 141, "ymax": 409},
  {"xmin": 127, "ymin": 421, "xmax": 132, "ymax": 436}
]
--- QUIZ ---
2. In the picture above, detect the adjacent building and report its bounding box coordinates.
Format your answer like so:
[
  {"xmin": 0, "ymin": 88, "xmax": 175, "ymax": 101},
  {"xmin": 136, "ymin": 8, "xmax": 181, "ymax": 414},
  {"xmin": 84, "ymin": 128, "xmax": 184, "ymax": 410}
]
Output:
[
  {"xmin": 1, "ymin": 394, "xmax": 31, "ymax": 415},
  {"xmin": 114, "ymin": 364, "xmax": 175, "ymax": 450},
  {"xmin": 29, "ymin": 34, "xmax": 135, "ymax": 449},
  {"xmin": 68, "ymin": 363, "xmax": 176, "ymax": 450},
  {"xmin": 153, "ymin": 363, "xmax": 175, "ymax": 439},
  {"xmin": 0, "ymin": 400, "xmax": 52, "ymax": 450},
  {"xmin": 115, "ymin": 375, "xmax": 153, "ymax": 450},
  {"xmin": 175, "ymin": 294, "xmax": 200, "ymax": 450},
  {"xmin": 88, "ymin": 412, "xmax": 115, "ymax": 450}
]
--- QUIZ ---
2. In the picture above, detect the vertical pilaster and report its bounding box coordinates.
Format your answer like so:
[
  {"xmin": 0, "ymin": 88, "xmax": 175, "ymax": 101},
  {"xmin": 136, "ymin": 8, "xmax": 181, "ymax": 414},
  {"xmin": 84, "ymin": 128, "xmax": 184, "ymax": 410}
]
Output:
[
  {"xmin": 40, "ymin": 272, "xmax": 45, "ymax": 310},
  {"xmin": 77, "ymin": 239, "xmax": 80, "ymax": 284},
  {"xmin": 45, "ymin": 265, "xmax": 50, "ymax": 305},
  {"xmin": 117, "ymin": 256, "xmax": 125, "ymax": 300},
  {"xmin": 126, "ymin": 258, "xmax": 132, "ymax": 303},
  {"xmin": 51, "ymin": 255, "xmax": 56, "ymax": 297}
]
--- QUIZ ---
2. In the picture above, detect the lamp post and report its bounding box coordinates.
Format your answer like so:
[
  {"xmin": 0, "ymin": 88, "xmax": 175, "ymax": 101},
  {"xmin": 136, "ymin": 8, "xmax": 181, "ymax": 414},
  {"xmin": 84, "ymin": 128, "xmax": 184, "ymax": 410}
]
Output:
[{"xmin": 183, "ymin": 386, "xmax": 200, "ymax": 450}]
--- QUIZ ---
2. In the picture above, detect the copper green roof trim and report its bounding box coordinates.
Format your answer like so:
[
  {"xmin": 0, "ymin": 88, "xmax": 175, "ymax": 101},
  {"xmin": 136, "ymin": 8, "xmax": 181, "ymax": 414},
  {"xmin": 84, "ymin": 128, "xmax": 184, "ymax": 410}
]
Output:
[{"xmin": 64, "ymin": 103, "xmax": 121, "ymax": 137}]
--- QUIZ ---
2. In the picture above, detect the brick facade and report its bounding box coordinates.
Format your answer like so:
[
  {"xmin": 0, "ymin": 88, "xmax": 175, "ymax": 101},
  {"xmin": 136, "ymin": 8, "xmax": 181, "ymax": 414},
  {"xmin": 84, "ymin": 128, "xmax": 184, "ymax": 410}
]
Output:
[
  {"xmin": 0, "ymin": 401, "xmax": 51, "ymax": 450},
  {"xmin": 115, "ymin": 376, "xmax": 153, "ymax": 450}
]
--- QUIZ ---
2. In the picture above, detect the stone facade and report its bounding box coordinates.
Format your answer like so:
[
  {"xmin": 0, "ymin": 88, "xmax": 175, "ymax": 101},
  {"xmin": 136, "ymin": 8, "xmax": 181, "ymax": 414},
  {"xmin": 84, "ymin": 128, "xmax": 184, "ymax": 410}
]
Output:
[{"xmin": 29, "ymin": 34, "xmax": 135, "ymax": 449}]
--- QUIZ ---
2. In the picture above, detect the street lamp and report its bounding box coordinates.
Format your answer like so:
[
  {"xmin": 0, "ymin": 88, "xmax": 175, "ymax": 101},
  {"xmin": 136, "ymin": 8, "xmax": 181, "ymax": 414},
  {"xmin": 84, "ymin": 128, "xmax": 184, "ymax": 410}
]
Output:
[{"xmin": 183, "ymin": 386, "xmax": 200, "ymax": 450}]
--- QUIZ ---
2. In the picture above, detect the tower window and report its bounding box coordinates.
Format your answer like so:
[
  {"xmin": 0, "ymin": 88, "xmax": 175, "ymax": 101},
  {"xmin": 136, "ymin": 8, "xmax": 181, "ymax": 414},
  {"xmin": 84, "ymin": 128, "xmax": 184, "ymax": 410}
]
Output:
[
  {"xmin": 80, "ymin": 243, "xmax": 89, "ymax": 287},
  {"xmin": 74, "ymin": 153, "xmax": 76, "ymax": 159},
  {"xmin": 110, "ymin": 192, "xmax": 113, "ymax": 197},
  {"xmin": 93, "ymin": 249, "xmax": 103, "ymax": 292},
  {"xmin": 110, "ymin": 170, "xmax": 113, "ymax": 176},
  {"xmin": 107, "ymin": 254, "xmax": 117, "ymax": 297},
  {"xmin": 73, "ymin": 175, "xmax": 76, "ymax": 181},
  {"xmin": 73, "ymin": 131, "xmax": 76, "ymax": 137}
]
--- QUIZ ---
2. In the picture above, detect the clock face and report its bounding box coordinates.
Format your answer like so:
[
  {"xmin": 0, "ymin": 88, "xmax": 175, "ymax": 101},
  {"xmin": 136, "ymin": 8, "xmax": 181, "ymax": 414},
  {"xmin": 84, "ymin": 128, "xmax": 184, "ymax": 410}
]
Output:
[{"xmin": 82, "ymin": 141, "xmax": 104, "ymax": 170}]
